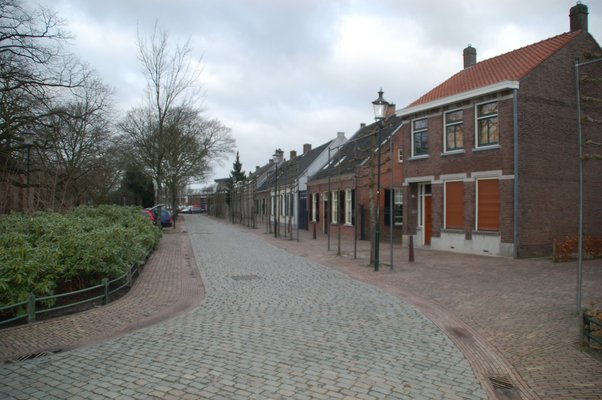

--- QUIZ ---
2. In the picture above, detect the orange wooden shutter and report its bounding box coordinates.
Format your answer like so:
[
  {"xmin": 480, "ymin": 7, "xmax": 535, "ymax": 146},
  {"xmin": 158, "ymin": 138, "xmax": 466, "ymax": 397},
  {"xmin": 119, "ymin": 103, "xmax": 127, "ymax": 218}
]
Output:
[
  {"xmin": 445, "ymin": 181, "xmax": 464, "ymax": 229},
  {"xmin": 477, "ymin": 179, "xmax": 500, "ymax": 231}
]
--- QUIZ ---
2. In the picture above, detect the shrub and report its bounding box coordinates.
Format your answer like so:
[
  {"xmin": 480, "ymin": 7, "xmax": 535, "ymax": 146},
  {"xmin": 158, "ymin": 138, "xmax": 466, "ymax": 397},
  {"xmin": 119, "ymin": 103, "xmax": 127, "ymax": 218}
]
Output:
[{"xmin": 0, "ymin": 206, "xmax": 161, "ymax": 307}]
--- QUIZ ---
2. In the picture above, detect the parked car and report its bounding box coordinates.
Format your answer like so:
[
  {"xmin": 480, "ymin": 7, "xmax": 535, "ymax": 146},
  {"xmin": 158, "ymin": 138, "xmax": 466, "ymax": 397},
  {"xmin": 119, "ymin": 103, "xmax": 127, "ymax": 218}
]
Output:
[
  {"xmin": 159, "ymin": 209, "xmax": 173, "ymax": 227},
  {"xmin": 144, "ymin": 204, "xmax": 173, "ymax": 228},
  {"xmin": 140, "ymin": 209, "xmax": 155, "ymax": 222}
]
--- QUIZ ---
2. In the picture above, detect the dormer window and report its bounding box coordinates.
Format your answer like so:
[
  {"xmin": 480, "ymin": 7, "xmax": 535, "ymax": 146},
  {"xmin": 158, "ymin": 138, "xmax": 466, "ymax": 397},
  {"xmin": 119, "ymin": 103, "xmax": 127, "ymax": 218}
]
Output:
[{"xmin": 476, "ymin": 101, "xmax": 499, "ymax": 147}]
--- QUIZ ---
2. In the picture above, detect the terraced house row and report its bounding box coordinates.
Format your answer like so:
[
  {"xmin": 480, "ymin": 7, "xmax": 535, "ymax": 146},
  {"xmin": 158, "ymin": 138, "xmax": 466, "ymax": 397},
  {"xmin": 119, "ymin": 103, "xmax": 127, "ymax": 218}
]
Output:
[{"xmin": 224, "ymin": 3, "xmax": 602, "ymax": 258}]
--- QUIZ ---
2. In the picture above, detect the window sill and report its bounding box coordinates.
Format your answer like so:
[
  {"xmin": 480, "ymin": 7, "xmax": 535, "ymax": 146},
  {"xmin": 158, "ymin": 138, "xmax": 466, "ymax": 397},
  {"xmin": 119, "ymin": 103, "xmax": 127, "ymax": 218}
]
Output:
[
  {"xmin": 472, "ymin": 144, "xmax": 500, "ymax": 152},
  {"xmin": 442, "ymin": 228, "xmax": 463, "ymax": 233},
  {"xmin": 409, "ymin": 155, "xmax": 429, "ymax": 161},
  {"xmin": 472, "ymin": 230, "xmax": 500, "ymax": 236},
  {"xmin": 441, "ymin": 149, "xmax": 465, "ymax": 156}
]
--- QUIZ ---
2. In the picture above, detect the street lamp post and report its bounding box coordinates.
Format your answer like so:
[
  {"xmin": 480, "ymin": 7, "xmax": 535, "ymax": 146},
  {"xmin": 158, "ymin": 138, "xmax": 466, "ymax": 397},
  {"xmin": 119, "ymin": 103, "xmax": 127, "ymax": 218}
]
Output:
[
  {"xmin": 372, "ymin": 89, "xmax": 389, "ymax": 271},
  {"xmin": 23, "ymin": 131, "xmax": 34, "ymax": 187}
]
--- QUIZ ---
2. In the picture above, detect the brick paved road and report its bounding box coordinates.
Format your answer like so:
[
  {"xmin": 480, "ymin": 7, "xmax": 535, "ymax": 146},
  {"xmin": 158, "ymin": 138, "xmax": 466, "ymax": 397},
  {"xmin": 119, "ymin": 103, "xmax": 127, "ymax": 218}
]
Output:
[{"xmin": 0, "ymin": 216, "xmax": 487, "ymax": 399}]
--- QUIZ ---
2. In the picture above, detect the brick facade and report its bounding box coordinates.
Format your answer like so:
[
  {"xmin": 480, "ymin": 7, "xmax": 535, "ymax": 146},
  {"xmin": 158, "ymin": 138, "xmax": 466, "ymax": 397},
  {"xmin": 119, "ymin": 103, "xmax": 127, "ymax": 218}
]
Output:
[{"xmin": 398, "ymin": 30, "xmax": 602, "ymax": 258}]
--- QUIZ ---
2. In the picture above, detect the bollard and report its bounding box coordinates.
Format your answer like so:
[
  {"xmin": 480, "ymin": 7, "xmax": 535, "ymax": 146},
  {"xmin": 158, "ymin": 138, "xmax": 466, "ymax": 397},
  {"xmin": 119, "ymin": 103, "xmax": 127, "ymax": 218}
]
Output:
[
  {"xmin": 409, "ymin": 235, "xmax": 415, "ymax": 262},
  {"xmin": 27, "ymin": 293, "xmax": 36, "ymax": 323},
  {"xmin": 313, "ymin": 221, "xmax": 317, "ymax": 240},
  {"xmin": 102, "ymin": 278, "xmax": 109, "ymax": 305}
]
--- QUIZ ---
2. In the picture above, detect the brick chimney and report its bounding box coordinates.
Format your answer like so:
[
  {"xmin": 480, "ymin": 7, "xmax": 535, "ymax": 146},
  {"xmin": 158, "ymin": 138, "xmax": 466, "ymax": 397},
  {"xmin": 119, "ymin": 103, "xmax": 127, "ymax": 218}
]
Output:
[
  {"xmin": 570, "ymin": 2, "xmax": 588, "ymax": 33},
  {"xmin": 290, "ymin": 150, "xmax": 297, "ymax": 159},
  {"xmin": 463, "ymin": 45, "xmax": 477, "ymax": 68},
  {"xmin": 360, "ymin": 123, "xmax": 366, "ymax": 129},
  {"xmin": 303, "ymin": 143, "xmax": 312, "ymax": 155},
  {"xmin": 337, "ymin": 132, "xmax": 345, "ymax": 140},
  {"xmin": 385, "ymin": 103, "xmax": 396, "ymax": 118}
]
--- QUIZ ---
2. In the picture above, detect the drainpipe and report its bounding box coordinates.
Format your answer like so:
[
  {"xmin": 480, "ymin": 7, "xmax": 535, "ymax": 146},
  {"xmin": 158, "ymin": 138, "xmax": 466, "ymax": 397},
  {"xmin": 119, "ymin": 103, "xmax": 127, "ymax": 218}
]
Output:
[{"xmin": 512, "ymin": 88, "xmax": 519, "ymax": 259}]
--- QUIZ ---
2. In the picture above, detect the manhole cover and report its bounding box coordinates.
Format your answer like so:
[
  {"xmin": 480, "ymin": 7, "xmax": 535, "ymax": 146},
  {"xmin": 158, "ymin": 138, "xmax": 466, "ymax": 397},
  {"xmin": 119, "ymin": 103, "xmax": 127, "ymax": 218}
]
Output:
[{"xmin": 230, "ymin": 274, "xmax": 260, "ymax": 281}]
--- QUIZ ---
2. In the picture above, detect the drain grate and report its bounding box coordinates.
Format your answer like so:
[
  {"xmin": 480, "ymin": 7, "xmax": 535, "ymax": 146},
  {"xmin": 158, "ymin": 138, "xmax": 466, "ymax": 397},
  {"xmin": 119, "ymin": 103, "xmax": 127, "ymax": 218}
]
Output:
[
  {"xmin": 5, "ymin": 351, "xmax": 58, "ymax": 364},
  {"xmin": 489, "ymin": 375, "xmax": 515, "ymax": 390},
  {"xmin": 230, "ymin": 274, "xmax": 260, "ymax": 281}
]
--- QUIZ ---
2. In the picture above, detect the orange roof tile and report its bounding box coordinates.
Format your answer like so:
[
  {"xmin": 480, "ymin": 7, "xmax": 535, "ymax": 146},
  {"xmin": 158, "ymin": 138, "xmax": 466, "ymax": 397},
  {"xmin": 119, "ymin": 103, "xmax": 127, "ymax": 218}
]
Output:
[{"xmin": 408, "ymin": 31, "xmax": 582, "ymax": 107}]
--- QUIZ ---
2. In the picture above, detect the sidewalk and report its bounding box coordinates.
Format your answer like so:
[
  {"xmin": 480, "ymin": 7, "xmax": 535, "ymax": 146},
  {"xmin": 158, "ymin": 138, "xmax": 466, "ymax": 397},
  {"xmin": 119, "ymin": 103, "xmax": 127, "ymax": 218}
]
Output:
[
  {"xmin": 0, "ymin": 218, "xmax": 204, "ymax": 363},
  {"xmin": 248, "ymin": 218, "xmax": 602, "ymax": 400}
]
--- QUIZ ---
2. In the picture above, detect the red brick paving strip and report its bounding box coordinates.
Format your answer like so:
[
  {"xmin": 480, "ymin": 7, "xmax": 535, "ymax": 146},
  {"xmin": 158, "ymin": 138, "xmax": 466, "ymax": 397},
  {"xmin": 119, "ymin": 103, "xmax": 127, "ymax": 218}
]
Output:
[
  {"xmin": 0, "ymin": 218, "xmax": 204, "ymax": 362},
  {"xmin": 248, "ymin": 219, "xmax": 602, "ymax": 400}
]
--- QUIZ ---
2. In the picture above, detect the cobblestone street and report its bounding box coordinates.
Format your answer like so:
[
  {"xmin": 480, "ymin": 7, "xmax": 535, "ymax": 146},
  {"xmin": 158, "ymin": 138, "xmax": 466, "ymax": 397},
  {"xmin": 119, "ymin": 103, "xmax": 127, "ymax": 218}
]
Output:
[{"xmin": 0, "ymin": 216, "xmax": 487, "ymax": 399}]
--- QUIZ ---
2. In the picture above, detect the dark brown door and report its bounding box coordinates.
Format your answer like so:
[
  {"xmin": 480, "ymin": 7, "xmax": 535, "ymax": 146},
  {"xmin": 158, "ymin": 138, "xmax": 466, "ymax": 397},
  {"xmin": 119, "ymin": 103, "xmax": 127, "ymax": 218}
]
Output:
[{"xmin": 424, "ymin": 196, "xmax": 432, "ymax": 245}]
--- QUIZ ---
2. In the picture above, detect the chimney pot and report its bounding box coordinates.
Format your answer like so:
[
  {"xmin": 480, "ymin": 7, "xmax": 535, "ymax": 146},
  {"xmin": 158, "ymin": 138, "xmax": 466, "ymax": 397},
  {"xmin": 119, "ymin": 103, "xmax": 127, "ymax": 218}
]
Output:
[
  {"xmin": 290, "ymin": 150, "xmax": 297, "ymax": 159},
  {"xmin": 463, "ymin": 45, "xmax": 477, "ymax": 68},
  {"xmin": 361, "ymin": 123, "xmax": 366, "ymax": 128},
  {"xmin": 303, "ymin": 143, "xmax": 312, "ymax": 154},
  {"xmin": 570, "ymin": 2, "xmax": 588, "ymax": 33}
]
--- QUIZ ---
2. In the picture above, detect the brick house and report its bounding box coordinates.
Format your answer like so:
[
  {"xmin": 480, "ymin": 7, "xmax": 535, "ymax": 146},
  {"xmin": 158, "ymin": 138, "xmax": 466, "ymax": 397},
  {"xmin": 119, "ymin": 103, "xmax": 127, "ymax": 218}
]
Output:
[
  {"xmin": 397, "ymin": 3, "xmax": 602, "ymax": 257},
  {"xmin": 258, "ymin": 133, "xmax": 347, "ymax": 235},
  {"xmin": 308, "ymin": 107, "xmax": 403, "ymax": 242}
]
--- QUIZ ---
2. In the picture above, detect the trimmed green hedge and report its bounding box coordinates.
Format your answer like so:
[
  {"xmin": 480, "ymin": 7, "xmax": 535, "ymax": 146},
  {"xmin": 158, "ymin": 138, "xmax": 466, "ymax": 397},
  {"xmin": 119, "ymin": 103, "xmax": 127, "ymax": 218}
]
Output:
[{"xmin": 0, "ymin": 205, "xmax": 161, "ymax": 307}]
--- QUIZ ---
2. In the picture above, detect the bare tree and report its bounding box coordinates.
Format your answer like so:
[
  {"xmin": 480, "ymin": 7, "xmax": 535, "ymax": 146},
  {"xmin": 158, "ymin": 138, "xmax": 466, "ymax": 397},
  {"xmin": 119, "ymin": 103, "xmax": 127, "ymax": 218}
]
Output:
[
  {"xmin": 35, "ymin": 68, "xmax": 114, "ymax": 209},
  {"xmin": 163, "ymin": 108, "xmax": 234, "ymax": 219},
  {"xmin": 122, "ymin": 21, "xmax": 235, "ymax": 215},
  {"xmin": 134, "ymin": 21, "xmax": 203, "ymax": 200},
  {"xmin": 0, "ymin": 1, "xmax": 95, "ymax": 213}
]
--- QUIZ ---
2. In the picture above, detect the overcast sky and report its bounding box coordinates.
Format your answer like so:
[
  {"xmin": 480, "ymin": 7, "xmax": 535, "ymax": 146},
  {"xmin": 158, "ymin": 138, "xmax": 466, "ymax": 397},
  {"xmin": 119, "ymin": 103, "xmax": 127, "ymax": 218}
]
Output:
[{"xmin": 24, "ymin": 0, "xmax": 602, "ymax": 185}]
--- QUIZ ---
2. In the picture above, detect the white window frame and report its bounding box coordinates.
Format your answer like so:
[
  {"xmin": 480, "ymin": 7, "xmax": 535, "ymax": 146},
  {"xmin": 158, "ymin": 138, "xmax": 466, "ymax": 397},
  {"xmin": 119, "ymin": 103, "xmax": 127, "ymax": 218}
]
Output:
[
  {"xmin": 475, "ymin": 100, "xmax": 499, "ymax": 148},
  {"xmin": 398, "ymin": 147, "xmax": 403, "ymax": 163},
  {"xmin": 345, "ymin": 189, "xmax": 353, "ymax": 225},
  {"xmin": 443, "ymin": 109, "xmax": 464, "ymax": 153},
  {"xmin": 411, "ymin": 117, "xmax": 428, "ymax": 157},
  {"xmin": 311, "ymin": 193, "xmax": 317, "ymax": 222}
]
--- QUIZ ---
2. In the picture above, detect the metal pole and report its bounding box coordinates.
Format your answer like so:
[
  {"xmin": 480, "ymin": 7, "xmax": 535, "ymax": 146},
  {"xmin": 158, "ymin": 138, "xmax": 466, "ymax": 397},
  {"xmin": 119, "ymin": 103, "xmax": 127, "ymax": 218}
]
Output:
[
  {"xmin": 575, "ymin": 58, "xmax": 584, "ymax": 314},
  {"xmin": 274, "ymin": 163, "xmax": 278, "ymax": 238},
  {"xmin": 26, "ymin": 144, "xmax": 31, "ymax": 187},
  {"xmin": 389, "ymin": 134, "xmax": 394, "ymax": 270},
  {"xmin": 353, "ymin": 141, "xmax": 358, "ymax": 259},
  {"xmin": 375, "ymin": 121, "xmax": 382, "ymax": 271},
  {"xmin": 327, "ymin": 147, "xmax": 331, "ymax": 251}
]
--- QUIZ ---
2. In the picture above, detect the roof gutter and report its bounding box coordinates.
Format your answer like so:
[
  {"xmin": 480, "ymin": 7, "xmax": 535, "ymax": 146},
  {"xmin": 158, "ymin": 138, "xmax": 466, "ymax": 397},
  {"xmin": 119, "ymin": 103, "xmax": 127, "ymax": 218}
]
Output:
[{"xmin": 396, "ymin": 80, "xmax": 520, "ymax": 117}]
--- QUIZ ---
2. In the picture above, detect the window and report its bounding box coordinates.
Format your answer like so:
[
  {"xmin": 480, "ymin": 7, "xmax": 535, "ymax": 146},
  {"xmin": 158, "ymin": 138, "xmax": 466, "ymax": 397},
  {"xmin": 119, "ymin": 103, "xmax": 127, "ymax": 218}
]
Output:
[
  {"xmin": 476, "ymin": 179, "xmax": 500, "ymax": 231},
  {"xmin": 345, "ymin": 189, "xmax": 353, "ymax": 225},
  {"xmin": 412, "ymin": 118, "xmax": 428, "ymax": 156},
  {"xmin": 384, "ymin": 188, "xmax": 403, "ymax": 226},
  {"xmin": 323, "ymin": 192, "xmax": 329, "ymax": 222},
  {"xmin": 394, "ymin": 189, "xmax": 403, "ymax": 225},
  {"xmin": 398, "ymin": 147, "xmax": 403, "ymax": 163},
  {"xmin": 331, "ymin": 191, "xmax": 338, "ymax": 224},
  {"xmin": 476, "ymin": 102, "xmax": 499, "ymax": 147},
  {"xmin": 444, "ymin": 110, "xmax": 463, "ymax": 152},
  {"xmin": 280, "ymin": 194, "xmax": 285, "ymax": 217},
  {"xmin": 445, "ymin": 181, "xmax": 464, "ymax": 229},
  {"xmin": 311, "ymin": 193, "xmax": 318, "ymax": 222}
]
